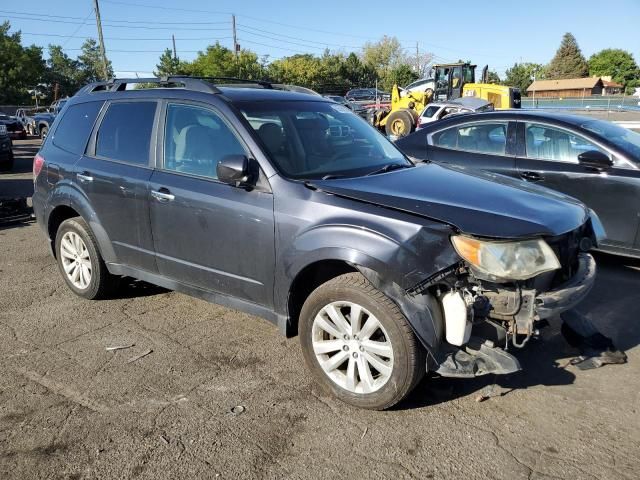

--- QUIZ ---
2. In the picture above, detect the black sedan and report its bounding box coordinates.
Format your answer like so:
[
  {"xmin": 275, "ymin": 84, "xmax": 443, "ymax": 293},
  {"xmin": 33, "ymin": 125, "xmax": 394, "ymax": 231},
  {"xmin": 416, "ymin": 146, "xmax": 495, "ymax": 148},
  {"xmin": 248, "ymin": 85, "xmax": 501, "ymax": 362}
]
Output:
[{"xmin": 396, "ymin": 110, "xmax": 640, "ymax": 258}]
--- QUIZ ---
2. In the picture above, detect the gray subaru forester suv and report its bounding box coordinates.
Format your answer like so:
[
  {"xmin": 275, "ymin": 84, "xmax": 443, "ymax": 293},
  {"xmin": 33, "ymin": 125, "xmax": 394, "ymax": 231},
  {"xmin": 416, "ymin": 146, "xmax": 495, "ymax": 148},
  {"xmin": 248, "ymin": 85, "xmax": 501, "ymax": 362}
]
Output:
[{"xmin": 33, "ymin": 77, "xmax": 600, "ymax": 409}]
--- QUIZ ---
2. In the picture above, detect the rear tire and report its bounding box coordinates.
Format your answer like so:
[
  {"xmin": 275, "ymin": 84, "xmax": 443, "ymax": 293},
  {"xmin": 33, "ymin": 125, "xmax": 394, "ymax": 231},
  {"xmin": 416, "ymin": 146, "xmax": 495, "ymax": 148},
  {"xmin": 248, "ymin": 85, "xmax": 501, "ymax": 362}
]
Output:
[
  {"xmin": 385, "ymin": 110, "xmax": 414, "ymax": 137},
  {"xmin": 299, "ymin": 273, "xmax": 426, "ymax": 410},
  {"xmin": 55, "ymin": 217, "xmax": 117, "ymax": 300}
]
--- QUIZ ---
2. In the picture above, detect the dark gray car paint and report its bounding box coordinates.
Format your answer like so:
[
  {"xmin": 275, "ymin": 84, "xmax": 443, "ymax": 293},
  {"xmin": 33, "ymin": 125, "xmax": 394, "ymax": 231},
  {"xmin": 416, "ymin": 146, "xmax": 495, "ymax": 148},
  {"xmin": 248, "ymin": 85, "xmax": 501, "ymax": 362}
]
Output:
[{"xmin": 32, "ymin": 87, "xmax": 592, "ymax": 361}]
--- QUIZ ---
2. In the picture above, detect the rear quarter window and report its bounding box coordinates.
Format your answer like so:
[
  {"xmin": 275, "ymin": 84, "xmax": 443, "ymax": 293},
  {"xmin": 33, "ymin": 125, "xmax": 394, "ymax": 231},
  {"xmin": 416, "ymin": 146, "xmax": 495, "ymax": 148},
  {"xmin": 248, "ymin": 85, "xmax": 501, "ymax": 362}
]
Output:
[{"xmin": 52, "ymin": 101, "xmax": 104, "ymax": 155}]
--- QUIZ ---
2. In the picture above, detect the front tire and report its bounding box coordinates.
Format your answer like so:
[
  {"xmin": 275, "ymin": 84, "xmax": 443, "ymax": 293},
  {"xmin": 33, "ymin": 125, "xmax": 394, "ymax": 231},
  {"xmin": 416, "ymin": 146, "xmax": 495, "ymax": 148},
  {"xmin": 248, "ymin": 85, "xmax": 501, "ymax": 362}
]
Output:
[
  {"xmin": 55, "ymin": 217, "xmax": 117, "ymax": 300},
  {"xmin": 385, "ymin": 110, "xmax": 414, "ymax": 137},
  {"xmin": 300, "ymin": 273, "xmax": 426, "ymax": 410}
]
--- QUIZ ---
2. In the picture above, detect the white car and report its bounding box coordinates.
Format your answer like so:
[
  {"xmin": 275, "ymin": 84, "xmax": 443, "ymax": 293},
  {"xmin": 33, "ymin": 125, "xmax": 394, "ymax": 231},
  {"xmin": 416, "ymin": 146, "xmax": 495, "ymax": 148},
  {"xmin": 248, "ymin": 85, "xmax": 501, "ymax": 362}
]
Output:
[
  {"xmin": 416, "ymin": 97, "xmax": 494, "ymax": 130},
  {"xmin": 405, "ymin": 78, "xmax": 435, "ymax": 94}
]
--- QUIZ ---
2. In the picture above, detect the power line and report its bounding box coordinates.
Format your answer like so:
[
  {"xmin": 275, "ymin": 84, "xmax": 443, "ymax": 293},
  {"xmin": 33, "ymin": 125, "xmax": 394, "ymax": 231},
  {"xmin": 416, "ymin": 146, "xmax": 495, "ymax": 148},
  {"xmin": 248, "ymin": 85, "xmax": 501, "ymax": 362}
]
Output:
[
  {"xmin": 2, "ymin": 15, "xmax": 229, "ymax": 31},
  {"xmin": 237, "ymin": 24, "xmax": 363, "ymax": 50},
  {"xmin": 100, "ymin": 0, "xmax": 231, "ymax": 15},
  {"xmin": 0, "ymin": 9, "xmax": 228, "ymax": 25},
  {"xmin": 20, "ymin": 32, "xmax": 232, "ymax": 42}
]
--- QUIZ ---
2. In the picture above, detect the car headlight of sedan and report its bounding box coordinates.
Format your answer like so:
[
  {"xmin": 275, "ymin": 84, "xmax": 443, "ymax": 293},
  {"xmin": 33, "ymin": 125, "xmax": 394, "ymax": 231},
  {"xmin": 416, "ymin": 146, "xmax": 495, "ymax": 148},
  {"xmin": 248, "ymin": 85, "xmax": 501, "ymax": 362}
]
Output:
[{"xmin": 451, "ymin": 235, "xmax": 560, "ymax": 281}]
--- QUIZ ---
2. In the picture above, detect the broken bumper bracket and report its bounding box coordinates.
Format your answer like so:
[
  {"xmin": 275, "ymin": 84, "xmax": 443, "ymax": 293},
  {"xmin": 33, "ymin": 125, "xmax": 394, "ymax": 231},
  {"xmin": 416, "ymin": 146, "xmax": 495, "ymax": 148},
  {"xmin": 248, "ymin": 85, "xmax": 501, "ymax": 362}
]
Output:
[{"xmin": 435, "ymin": 340, "xmax": 521, "ymax": 378}]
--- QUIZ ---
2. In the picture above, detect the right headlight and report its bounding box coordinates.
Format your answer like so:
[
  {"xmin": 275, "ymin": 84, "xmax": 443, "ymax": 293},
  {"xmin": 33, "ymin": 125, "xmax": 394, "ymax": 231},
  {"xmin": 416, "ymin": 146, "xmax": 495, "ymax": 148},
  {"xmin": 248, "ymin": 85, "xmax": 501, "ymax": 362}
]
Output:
[{"xmin": 451, "ymin": 235, "xmax": 561, "ymax": 281}]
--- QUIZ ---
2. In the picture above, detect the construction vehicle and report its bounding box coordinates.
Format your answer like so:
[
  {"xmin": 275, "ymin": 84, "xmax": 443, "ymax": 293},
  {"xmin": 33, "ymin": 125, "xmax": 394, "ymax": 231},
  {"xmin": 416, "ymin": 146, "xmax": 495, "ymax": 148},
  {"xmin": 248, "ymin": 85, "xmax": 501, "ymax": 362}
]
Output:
[{"xmin": 370, "ymin": 62, "xmax": 521, "ymax": 137}]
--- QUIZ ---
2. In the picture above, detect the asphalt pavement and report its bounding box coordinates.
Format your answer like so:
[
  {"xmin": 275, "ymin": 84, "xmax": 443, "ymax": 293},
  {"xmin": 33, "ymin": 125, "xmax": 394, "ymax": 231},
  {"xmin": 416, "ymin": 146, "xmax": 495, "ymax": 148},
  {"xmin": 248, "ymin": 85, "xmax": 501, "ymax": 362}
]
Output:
[{"xmin": 0, "ymin": 138, "xmax": 639, "ymax": 479}]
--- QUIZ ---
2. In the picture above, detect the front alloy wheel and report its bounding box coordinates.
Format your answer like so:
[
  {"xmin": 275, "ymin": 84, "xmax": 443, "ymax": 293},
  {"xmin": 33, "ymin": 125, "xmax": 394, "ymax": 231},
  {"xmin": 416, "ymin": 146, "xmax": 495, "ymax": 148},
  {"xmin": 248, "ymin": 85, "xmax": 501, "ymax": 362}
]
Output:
[
  {"xmin": 312, "ymin": 301, "xmax": 394, "ymax": 394},
  {"xmin": 300, "ymin": 273, "xmax": 426, "ymax": 410}
]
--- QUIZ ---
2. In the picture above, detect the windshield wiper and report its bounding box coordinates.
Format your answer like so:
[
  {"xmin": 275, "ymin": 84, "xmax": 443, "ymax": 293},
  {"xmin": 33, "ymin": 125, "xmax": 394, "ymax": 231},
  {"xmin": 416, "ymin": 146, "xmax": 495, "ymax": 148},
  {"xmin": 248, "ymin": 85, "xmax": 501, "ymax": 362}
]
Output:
[
  {"xmin": 321, "ymin": 174, "xmax": 346, "ymax": 180},
  {"xmin": 365, "ymin": 163, "xmax": 412, "ymax": 176}
]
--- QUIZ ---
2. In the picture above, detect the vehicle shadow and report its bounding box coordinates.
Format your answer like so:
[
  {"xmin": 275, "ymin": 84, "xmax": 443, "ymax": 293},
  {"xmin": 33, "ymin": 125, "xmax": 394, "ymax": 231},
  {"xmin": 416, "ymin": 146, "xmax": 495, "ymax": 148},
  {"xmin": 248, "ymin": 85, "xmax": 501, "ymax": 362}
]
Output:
[
  {"xmin": 113, "ymin": 277, "xmax": 170, "ymax": 299},
  {"xmin": 399, "ymin": 252, "xmax": 640, "ymax": 410}
]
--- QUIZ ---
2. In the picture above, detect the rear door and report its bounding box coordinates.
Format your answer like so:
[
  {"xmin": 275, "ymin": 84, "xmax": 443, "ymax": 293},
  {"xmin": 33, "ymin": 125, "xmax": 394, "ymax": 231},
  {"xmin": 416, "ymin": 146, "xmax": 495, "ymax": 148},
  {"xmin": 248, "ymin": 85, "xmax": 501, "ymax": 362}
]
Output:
[
  {"xmin": 76, "ymin": 100, "xmax": 159, "ymax": 272},
  {"xmin": 515, "ymin": 121, "xmax": 640, "ymax": 250},
  {"xmin": 426, "ymin": 120, "xmax": 519, "ymax": 178},
  {"xmin": 148, "ymin": 101, "xmax": 275, "ymax": 307}
]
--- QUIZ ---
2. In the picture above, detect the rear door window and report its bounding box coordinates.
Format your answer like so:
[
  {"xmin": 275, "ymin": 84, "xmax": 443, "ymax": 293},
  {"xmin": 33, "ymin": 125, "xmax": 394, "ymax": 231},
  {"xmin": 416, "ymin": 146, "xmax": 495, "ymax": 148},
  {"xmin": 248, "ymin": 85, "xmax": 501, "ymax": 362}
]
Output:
[
  {"xmin": 52, "ymin": 101, "xmax": 104, "ymax": 154},
  {"xmin": 432, "ymin": 122, "xmax": 508, "ymax": 155},
  {"xmin": 95, "ymin": 102, "xmax": 157, "ymax": 165}
]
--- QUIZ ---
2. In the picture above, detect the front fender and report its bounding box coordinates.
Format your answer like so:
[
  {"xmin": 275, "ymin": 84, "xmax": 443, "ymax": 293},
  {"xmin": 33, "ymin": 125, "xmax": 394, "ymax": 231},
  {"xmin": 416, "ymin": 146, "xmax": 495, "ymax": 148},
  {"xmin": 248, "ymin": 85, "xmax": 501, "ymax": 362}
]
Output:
[
  {"xmin": 45, "ymin": 182, "xmax": 117, "ymax": 263},
  {"xmin": 277, "ymin": 222, "xmax": 458, "ymax": 358}
]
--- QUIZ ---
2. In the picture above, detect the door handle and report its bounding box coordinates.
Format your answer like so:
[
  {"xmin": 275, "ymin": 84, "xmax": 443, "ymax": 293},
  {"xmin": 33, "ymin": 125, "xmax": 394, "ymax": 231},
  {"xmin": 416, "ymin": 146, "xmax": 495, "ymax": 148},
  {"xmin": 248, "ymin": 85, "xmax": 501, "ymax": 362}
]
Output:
[
  {"xmin": 77, "ymin": 172, "xmax": 93, "ymax": 183},
  {"xmin": 151, "ymin": 188, "xmax": 175, "ymax": 202},
  {"xmin": 520, "ymin": 171, "xmax": 542, "ymax": 182}
]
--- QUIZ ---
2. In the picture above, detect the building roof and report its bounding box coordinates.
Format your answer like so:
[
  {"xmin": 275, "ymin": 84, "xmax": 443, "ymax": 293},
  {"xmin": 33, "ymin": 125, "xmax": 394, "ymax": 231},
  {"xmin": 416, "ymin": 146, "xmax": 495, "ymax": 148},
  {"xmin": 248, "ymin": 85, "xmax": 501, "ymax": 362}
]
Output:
[
  {"xmin": 602, "ymin": 79, "xmax": 623, "ymax": 88},
  {"xmin": 527, "ymin": 77, "xmax": 602, "ymax": 92}
]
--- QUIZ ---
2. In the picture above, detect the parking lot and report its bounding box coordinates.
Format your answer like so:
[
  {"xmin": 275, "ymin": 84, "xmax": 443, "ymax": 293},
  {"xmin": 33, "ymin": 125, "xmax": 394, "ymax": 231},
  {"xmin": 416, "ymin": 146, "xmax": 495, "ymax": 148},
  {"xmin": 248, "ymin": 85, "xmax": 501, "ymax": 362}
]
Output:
[{"xmin": 1, "ymin": 138, "xmax": 639, "ymax": 479}]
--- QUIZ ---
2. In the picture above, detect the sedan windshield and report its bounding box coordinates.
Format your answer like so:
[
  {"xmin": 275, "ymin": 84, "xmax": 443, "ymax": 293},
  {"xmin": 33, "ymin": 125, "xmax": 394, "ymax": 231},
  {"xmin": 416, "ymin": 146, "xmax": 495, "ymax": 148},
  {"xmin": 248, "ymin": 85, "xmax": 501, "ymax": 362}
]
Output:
[
  {"xmin": 581, "ymin": 119, "xmax": 640, "ymax": 162},
  {"xmin": 238, "ymin": 100, "xmax": 411, "ymax": 179}
]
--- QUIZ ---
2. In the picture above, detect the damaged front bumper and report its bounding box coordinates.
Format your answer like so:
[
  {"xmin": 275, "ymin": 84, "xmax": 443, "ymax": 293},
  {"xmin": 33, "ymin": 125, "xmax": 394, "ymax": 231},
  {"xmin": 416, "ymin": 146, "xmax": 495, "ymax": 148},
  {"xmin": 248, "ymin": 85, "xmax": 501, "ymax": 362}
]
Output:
[
  {"xmin": 535, "ymin": 253, "xmax": 596, "ymax": 319},
  {"xmin": 435, "ymin": 253, "xmax": 596, "ymax": 378}
]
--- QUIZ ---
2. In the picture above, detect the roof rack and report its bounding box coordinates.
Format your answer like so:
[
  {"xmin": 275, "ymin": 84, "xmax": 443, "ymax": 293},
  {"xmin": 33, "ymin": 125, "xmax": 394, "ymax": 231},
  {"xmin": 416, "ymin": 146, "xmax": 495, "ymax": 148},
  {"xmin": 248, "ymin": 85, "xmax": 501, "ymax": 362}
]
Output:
[
  {"xmin": 76, "ymin": 76, "xmax": 223, "ymax": 96},
  {"xmin": 180, "ymin": 76, "xmax": 273, "ymax": 89},
  {"xmin": 76, "ymin": 76, "xmax": 274, "ymax": 97}
]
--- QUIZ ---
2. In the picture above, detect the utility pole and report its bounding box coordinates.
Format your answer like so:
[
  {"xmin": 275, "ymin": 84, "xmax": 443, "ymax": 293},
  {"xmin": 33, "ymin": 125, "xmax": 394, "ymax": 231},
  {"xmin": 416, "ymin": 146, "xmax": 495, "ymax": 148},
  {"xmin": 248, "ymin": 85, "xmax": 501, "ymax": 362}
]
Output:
[
  {"xmin": 172, "ymin": 34, "xmax": 177, "ymax": 60},
  {"xmin": 232, "ymin": 14, "xmax": 239, "ymax": 76},
  {"xmin": 416, "ymin": 42, "xmax": 420, "ymax": 76},
  {"xmin": 93, "ymin": 0, "xmax": 109, "ymax": 80}
]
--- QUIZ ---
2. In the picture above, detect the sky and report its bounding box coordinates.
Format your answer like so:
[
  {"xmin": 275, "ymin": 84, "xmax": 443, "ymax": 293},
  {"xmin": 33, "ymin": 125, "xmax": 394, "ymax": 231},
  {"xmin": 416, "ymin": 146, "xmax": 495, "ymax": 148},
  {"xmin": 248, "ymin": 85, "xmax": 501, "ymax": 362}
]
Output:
[{"xmin": 3, "ymin": 0, "xmax": 640, "ymax": 80}]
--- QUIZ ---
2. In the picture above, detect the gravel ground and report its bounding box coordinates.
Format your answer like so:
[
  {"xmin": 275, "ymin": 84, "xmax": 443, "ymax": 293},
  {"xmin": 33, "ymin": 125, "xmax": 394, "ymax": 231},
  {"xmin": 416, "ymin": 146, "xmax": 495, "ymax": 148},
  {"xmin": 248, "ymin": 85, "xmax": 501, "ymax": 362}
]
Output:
[{"xmin": 0, "ymin": 139, "xmax": 639, "ymax": 479}]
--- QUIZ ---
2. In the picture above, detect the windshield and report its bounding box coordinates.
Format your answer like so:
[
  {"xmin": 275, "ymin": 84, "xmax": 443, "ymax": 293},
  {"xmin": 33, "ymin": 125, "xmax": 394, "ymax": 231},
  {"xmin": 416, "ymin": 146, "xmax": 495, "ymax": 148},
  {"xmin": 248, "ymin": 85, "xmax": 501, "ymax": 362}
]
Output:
[
  {"xmin": 238, "ymin": 100, "xmax": 411, "ymax": 179},
  {"xmin": 581, "ymin": 119, "xmax": 640, "ymax": 162}
]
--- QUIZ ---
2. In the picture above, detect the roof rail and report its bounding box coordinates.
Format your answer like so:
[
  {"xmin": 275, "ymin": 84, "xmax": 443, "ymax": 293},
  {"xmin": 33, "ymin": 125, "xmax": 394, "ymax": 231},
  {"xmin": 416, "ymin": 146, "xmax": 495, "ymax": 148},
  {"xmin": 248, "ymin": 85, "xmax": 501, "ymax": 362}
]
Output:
[
  {"xmin": 173, "ymin": 76, "xmax": 273, "ymax": 89},
  {"xmin": 75, "ymin": 76, "xmax": 222, "ymax": 96}
]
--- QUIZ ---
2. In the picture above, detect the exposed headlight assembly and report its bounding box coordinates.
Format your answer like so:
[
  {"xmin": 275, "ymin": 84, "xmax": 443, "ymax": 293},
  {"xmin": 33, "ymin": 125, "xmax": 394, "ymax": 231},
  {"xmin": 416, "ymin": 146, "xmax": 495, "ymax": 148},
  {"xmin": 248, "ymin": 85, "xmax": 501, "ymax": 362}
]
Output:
[{"xmin": 451, "ymin": 235, "xmax": 560, "ymax": 281}]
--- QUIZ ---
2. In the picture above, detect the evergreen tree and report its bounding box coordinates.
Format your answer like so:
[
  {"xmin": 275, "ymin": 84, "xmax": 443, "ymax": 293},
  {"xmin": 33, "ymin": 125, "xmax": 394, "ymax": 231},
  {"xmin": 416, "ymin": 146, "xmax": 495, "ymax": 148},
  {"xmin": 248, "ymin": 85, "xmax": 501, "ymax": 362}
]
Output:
[
  {"xmin": 154, "ymin": 48, "xmax": 184, "ymax": 76},
  {"xmin": 546, "ymin": 33, "xmax": 589, "ymax": 79}
]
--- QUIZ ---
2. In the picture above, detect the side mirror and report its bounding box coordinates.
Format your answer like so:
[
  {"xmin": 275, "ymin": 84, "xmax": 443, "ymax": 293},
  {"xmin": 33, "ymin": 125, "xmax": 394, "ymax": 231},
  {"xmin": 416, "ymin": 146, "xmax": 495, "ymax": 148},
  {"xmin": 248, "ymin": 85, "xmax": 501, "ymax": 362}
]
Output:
[
  {"xmin": 578, "ymin": 150, "xmax": 613, "ymax": 170},
  {"xmin": 216, "ymin": 154, "xmax": 250, "ymax": 187}
]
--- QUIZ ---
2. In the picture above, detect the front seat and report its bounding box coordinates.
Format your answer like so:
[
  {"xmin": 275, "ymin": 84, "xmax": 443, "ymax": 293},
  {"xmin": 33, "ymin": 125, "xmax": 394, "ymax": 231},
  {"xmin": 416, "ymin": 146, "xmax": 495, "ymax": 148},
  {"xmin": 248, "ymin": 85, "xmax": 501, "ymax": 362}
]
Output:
[{"xmin": 257, "ymin": 122, "xmax": 293, "ymax": 172}]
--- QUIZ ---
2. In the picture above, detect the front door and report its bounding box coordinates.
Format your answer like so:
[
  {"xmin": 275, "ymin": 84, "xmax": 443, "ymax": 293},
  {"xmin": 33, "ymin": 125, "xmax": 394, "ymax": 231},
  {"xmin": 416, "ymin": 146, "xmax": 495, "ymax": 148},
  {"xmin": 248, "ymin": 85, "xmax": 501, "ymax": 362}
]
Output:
[
  {"xmin": 75, "ymin": 100, "xmax": 158, "ymax": 272},
  {"xmin": 149, "ymin": 102, "xmax": 275, "ymax": 307},
  {"xmin": 515, "ymin": 121, "xmax": 640, "ymax": 251}
]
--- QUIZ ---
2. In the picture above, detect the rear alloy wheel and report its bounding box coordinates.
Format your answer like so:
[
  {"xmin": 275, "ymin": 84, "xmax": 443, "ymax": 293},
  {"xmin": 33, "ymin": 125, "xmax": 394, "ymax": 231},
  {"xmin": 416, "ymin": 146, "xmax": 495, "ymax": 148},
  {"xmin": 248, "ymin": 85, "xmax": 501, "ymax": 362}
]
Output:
[
  {"xmin": 40, "ymin": 126, "xmax": 48, "ymax": 140},
  {"xmin": 55, "ymin": 217, "xmax": 117, "ymax": 299},
  {"xmin": 385, "ymin": 110, "xmax": 414, "ymax": 137},
  {"xmin": 300, "ymin": 273, "xmax": 426, "ymax": 410}
]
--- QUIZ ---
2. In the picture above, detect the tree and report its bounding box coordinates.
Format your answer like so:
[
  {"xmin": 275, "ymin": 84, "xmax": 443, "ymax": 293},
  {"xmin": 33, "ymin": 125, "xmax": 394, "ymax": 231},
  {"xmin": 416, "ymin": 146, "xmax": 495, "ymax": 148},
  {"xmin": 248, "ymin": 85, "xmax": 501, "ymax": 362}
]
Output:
[
  {"xmin": 184, "ymin": 43, "xmax": 263, "ymax": 79},
  {"xmin": 46, "ymin": 45, "xmax": 81, "ymax": 98},
  {"xmin": 504, "ymin": 62, "xmax": 545, "ymax": 94},
  {"xmin": 387, "ymin": 64, "xmax": 418, "ymax": 90},
  {"xmin": 546, "ymin": 33, "xmax": 589, "ymax": 79},
  {"xmin": 154, "ymin": 48, "xmax": 185, "ymax": 76},
  {"xmin": 76, "ymin": 38, "xmax": 113, "ymax": 83},
  {"xmin": 589, "ymin": 49, "xmax": 640, "ymax": 94},
  {"xmin": 0, "ymin": 21, "xmax": 46, "ymax": 104},
  {"xmin": 486, "ymin": 70, "xmax": 501, "ymax": 84}
]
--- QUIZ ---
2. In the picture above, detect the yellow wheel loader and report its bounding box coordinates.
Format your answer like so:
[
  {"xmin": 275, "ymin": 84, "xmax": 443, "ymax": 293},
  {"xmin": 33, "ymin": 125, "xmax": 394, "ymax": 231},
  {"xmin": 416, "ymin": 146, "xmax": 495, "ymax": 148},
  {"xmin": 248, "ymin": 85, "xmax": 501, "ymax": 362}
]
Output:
[{"xmin": 370, "ymin": 62, "xmax": 520, "ymax": 137}]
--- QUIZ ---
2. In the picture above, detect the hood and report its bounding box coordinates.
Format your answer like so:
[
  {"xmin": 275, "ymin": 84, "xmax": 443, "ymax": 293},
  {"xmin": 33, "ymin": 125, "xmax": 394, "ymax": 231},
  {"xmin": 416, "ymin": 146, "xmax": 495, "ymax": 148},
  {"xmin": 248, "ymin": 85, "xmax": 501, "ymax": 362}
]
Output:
[{"xmin": 311, "ymin": 163, "xmax": 588, "ymax": 238}]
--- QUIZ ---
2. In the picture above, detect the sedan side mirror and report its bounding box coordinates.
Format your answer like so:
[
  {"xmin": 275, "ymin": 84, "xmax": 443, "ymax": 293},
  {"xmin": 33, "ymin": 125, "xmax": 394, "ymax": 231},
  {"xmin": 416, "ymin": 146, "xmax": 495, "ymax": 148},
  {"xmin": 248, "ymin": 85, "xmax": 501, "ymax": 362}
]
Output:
[
  {"xmin": 578, "ymin": 150, "xmax": 613, "ymax": 171},
  {"xmin": 217, "ymin": 154, "xmax": 250, "ymax": 187}
]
